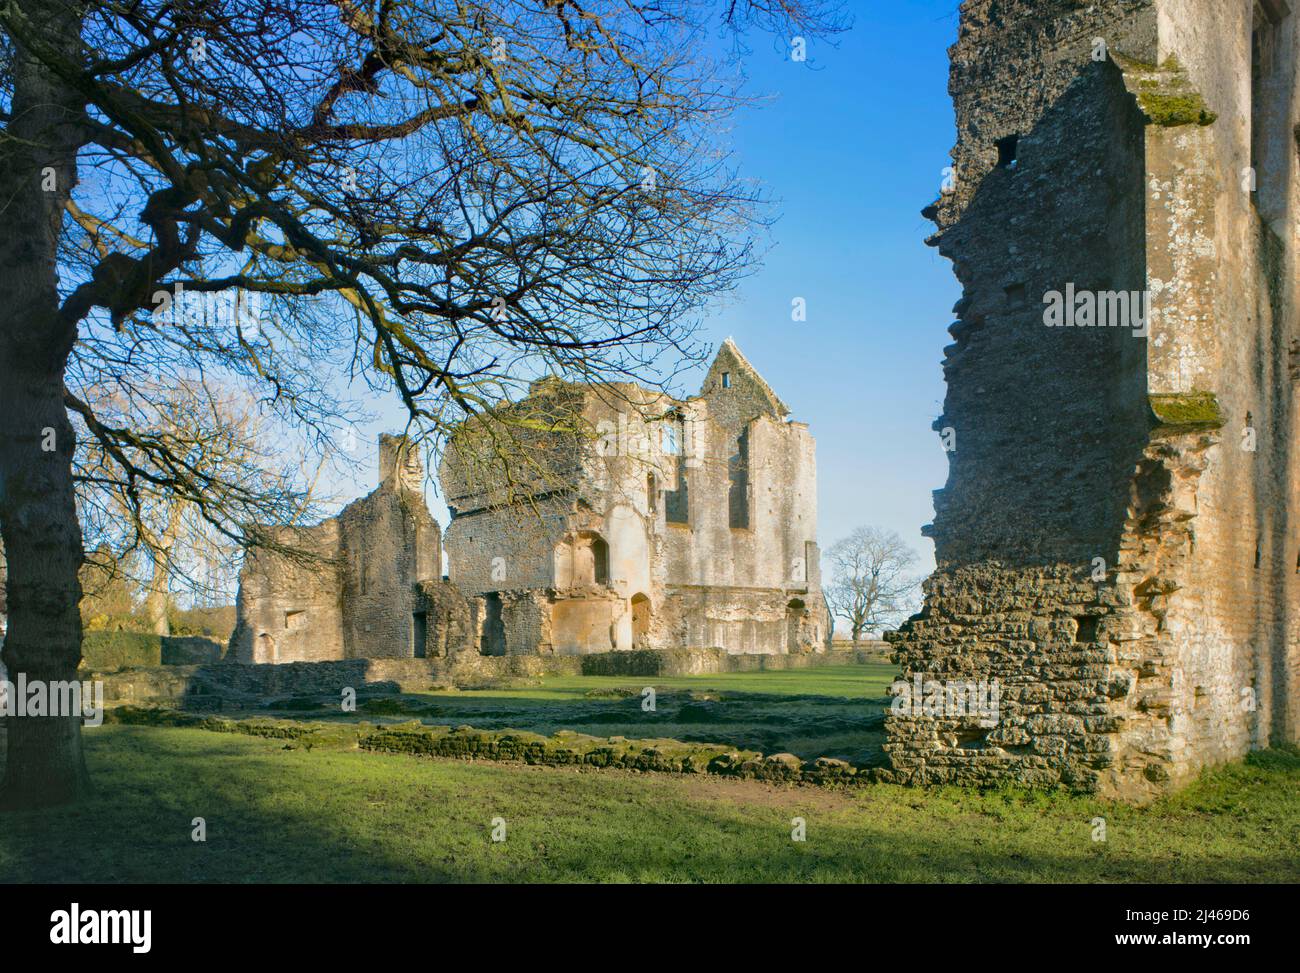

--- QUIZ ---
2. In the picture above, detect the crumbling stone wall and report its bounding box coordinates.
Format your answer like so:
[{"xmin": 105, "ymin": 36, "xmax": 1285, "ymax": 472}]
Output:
[
  {"xmin": 887, "ymin": 0, "xmax": 1300, "ymax": 800},
  {"xmin": 440, "ymin": 340, "xmax": 827, "ymax": 656},
  {"xmin": 413, "ymin": 580, "xmax": 473, "ymax": 658},
  {"xmin": 230, "ymin": 520, "xmax": 345, "ymax": 663},
  {"xmin": 231, "ymin": 435, "xmax": 450, "ymax": 662}
]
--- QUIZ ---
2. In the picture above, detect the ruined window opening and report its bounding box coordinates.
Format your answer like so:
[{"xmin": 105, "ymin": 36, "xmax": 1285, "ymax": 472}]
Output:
[
  {"xmin": 631, "ymin": 593, "xmax": 651, "ymax": 647},
  {"xmin": 728, "ymin": 426, "xmax": 751, "ymax": 529},
  {"xmin": 664, "ymin": 414, "xmax": 689, "ymax": 524},
  {"xmin": 285, "ymin": 609, "xmax": 306, "ymax": 631},
  {"xmin": 1075, "ymin": 615, "xmax": 1100, "ymax": 643},
  {"xmin": 722, "ymin": 372, "xmax": 732, "ymax": 388},
  {"xmin": 572, "ymin": 532, "xmax": 609, "ymax": 585},
  {"xmin": 1294, "ymin": 547, "xmax": 1299, "ymax": 573},
  {"xmin": 480, "ymin": 593, "xmax": 506, "ymax": 656},
  {"xmin": 785, "ymin": 598, "xmax": 807, "ymax": 653},
  {"xmin": 1255, "ymin": 540, "xmax": 1263, "ymax": 569},
  {"xmin": 996, "ymin": 134, "xmax": 1019, "ymax": 169},
  {"xmin": 664, "ymin": 458, "xmax": 689, "ymax": 524},
  {"xmin": 661, "ymin": 418, "xmax": 681, "ymax": 456},
  {"xmin": 1252, "ymin": 1, "xmax": 1292, "ymax": 193},
  {"xmin": 1004, "ymin": 283, "xmax": 1027, "ymax": 308},
  {"xmin": 412, "ymin": 610, "xmax": 427, "ymax": 657},
  {"xmin": 647, "ymin": 473, "xmax": 658, "ymax": 515}
]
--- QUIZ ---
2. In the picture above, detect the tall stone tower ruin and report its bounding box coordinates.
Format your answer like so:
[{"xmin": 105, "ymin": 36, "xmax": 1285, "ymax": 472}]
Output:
[{"xmin": 886, "ymin": 0, "xmax": 1300, "ymax": 799}]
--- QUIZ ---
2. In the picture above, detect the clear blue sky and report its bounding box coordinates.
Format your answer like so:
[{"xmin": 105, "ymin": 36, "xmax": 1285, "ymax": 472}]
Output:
[{"xmin": 360, "ymin": 2, "xmax": 964, "ymax": 573}]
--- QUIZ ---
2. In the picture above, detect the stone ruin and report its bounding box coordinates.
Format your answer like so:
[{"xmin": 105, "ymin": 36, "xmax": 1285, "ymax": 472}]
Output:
[
  {"xmin": 232, "ymin": 341, "xmax": 828, "ymax": 661},
  {"xmin": 885, "ymin": 0, "xmax": 1300, "ymax": 800},
  {"xmin": 440, "ymin": 339, "xmax": 827, "ymax": 656},
  {"xmin": 230, "ymin": 435, "xmax": 459, "ymax": 662}
]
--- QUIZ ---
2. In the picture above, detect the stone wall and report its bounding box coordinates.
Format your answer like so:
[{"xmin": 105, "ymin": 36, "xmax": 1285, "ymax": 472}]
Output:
[
  {"xmin": 230, "ymin": 435, "xmax": 443, "ymax": 663},
  {"xmin": 887, "ymin": 0, "xmax": 1300, "ymax": 800},
  {"xmin": 440, "ymin": 340, "xmax": 827, "ymax": 656}
]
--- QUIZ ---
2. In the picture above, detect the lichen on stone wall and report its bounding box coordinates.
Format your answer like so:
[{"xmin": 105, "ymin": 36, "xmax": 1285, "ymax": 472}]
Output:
[
  {"xmin": 1117, "ymin": 54, "xmax": 1218, "ymax": 127},
  {"xmin": 1147, "ymin": 391, "xmax": 1224, "ymax": 433},
  {"xmin": 1136, "ymin": 88, "xmax": 1217, "ymax": 127}
]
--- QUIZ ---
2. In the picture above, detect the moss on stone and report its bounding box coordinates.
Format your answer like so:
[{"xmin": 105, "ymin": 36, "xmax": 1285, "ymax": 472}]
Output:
[
  {"xmin": 1137, "ymin": 89, "xmax": 1217, "ymax": 126},
  {"xmin": 1149, "ymin": 391, "xmax": 1224, "ymax": 431},
  {"xmin": 1117, "ymin": 52, "xmax": 1216, "ymax": 127},
  {"xmin": 106, "ymin": 703, "xmax": 878, "ymax": 786}
]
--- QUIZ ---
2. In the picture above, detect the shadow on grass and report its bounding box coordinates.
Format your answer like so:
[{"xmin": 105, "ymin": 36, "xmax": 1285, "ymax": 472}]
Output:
[
  {"xmin": 258, "ymin": 664, "xmax": 902, "ymax": 763},
  {"xmin": 2, "ymin": 728, "xmax": 1296, "ymax": 884}
]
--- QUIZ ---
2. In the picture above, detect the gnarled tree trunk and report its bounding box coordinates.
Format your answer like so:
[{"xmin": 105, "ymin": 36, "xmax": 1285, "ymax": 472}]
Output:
[{"xmin": 0, "ymin": 0, "xmax": 90, "ymax": 808}]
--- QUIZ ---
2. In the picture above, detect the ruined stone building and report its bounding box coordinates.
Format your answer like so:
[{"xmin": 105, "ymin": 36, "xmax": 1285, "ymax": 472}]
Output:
[
  {"xmin": 230, "ymin": 435, "xmax": 452, "ymax": 663},
  {"xmin": 439, "ymin": 339, "xmax": 827, "ymax": 656},
  {"xmin": 232, "ymin": 342, "xmax": 825, "ymax": 662},
  {"xmin": 887, "ymin": 0, "xmax": 1300, "ymax": 799}
]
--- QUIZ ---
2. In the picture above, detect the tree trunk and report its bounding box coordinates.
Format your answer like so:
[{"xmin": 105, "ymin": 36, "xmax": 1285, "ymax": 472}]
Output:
[
  {"xmin": 143, "ymin": 516, "xmax": 179, "ymax": 637},
  {"xmin": 0, "ymin": 0, "xmax": 90, "ymax": 808},
  {"xmin": 143, "ymin": 584, "xmax": 171, "ymax": 637}
]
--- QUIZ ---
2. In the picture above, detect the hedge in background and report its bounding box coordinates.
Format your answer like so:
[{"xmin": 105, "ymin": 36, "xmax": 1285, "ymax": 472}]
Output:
[{"xmin": 81, "ymin": 631, "xmax": 163, "ymax": 670}]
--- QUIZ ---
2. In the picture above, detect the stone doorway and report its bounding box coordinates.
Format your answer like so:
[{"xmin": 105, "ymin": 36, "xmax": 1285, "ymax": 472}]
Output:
[
  {"xmin": 785, "ymin": 599, "xmax": 806, "ymax": 654},
  {"xmin": 412, "ymin": 611, "xmax": 428, "ymax": 658},
  {"xmin": 631, "ymin": 593, "xmax": 651, "ymax": 647},
  {"xmin": 480, "ymin": 593, "xmax": 506, "ymax": 656}
]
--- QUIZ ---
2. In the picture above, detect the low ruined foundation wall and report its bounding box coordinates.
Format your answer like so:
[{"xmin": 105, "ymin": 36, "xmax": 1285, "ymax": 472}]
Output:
[
  {"xmin": 88, "ymin": 645, "xmax": 889, "ymax": 708},
  {"xmin": 579, "ymin": 646, "xmax": 884, "ymax": 676}
]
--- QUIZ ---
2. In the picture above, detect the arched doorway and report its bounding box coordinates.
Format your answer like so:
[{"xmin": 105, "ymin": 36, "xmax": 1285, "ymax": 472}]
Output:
[
  {"xmin": 630, "ymin": 593, "xmax": 651, "ymax": 647},
  {"xmin": 785, "ymin": 599, "xmax": 807, "ymax": 654},
  {"xmin": 480, "ymin": 593, "xmax": 506, "ymax": 656},
  {"xmin": 257, "ymin": 631, "xmax": 278, "ymax": 663}
]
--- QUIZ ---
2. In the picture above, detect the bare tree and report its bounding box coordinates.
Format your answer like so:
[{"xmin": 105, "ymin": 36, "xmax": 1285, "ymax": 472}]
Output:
[
  {"xmin": 823, "ymin": 527, "xmax": 919, "ymax": 644},
  {"xmin": 0, "ymin": 0, "xmax": 847, "ymax": 806},
  {"xmin": 75, "ymin": 378, "xmax": 333, "ymax": 634}
]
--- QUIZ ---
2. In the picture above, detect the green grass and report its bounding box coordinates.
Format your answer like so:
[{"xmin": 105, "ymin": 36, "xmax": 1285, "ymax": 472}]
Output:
[
  {"xmin": 265, "ymin": 663, "xmax": 899, "ymax": 763},
  {"xmin": 2, "ymin": 726, "xmax": 1297, "ymax": 883},
  {"xmin": 430, "ymin": 664, "xmax": 900, "ymax": 700}
]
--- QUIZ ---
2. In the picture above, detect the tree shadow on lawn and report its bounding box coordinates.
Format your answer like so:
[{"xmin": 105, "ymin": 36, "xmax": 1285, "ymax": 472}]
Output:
[{"xmin": 2, "ymin": 727, "xmax": 1293, "ymax": 884}]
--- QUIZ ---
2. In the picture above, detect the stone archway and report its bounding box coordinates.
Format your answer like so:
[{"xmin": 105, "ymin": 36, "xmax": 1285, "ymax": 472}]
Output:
[
  {"xmin": 257, "ymin": 631, "xmax": 278, "ymax": 663},
  {"xmin": 630, "ymin": 593, "xmax": 651, "ymax": 648},
  {"xmin": 785, "ymin": 598, "xmax": 807, "ymax": 654}
]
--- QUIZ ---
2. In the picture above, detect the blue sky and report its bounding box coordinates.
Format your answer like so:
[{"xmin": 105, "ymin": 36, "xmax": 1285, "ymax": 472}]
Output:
[{"xmin": 364, "ymin": 2, "xmax": 964, "ymax": 573}]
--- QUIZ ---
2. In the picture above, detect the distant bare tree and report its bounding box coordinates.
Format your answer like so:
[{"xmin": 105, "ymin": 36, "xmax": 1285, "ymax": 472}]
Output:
[
  {"xmin": 75, "ymin": 378, "xmax": 331, "ymax": 635},
  {"xmin": 823, "ymin": 527, "xmax": 919, "ymax": 644}
]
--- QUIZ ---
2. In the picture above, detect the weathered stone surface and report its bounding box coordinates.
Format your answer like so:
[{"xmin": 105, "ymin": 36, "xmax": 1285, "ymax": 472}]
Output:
[
  {"xmin": 440, "ymin": 340, "xmax": 829, "ymax": 656},
  {"xmin": 102, "ymin": 707, "xmax": 874, "ymax": 786},
  {"xmin": 231, "ymin": 435, "xmax": 449, "ymax": 663},
  {"xmin": 889, "ymin": 0, "xmax": 1300, "ymax": 802}
]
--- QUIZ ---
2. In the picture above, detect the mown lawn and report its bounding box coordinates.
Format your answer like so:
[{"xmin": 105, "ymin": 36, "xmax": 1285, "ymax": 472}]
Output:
[
  {"xmin": 265, "ymin": 663, "xmax": 899, "ymax": 763},
  {"xmin": 2, "ymin": 724, "xmax": 1297, "ymax": 883}
]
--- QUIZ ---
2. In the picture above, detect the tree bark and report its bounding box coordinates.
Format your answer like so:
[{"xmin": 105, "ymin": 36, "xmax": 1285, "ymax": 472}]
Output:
[
  {"xmin": 143, "ymin": 508, "xmax": 181, "ymax": 636},
  {"xmin": 0, "ymin": 0, "xmax": 91, "ymax": 808}
]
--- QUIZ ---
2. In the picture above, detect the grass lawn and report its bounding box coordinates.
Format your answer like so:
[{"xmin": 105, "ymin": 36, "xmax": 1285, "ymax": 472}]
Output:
[
  {"xmin": 2, "ymin": 724, "xmax": 1297, "ymax": 883},
  {"xmin": 268, "ymin": 663, "xmax": 900, "ymax": 763}
]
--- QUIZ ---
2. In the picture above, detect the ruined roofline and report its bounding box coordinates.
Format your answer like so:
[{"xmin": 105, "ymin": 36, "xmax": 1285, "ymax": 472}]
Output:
[
  {"xmin": 446, "ymin": 340, "xmax": 795, "ymax": 432},
  {"xmin": 702, "ymin": 337, "xmax": 791, "ymax": 417}
]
